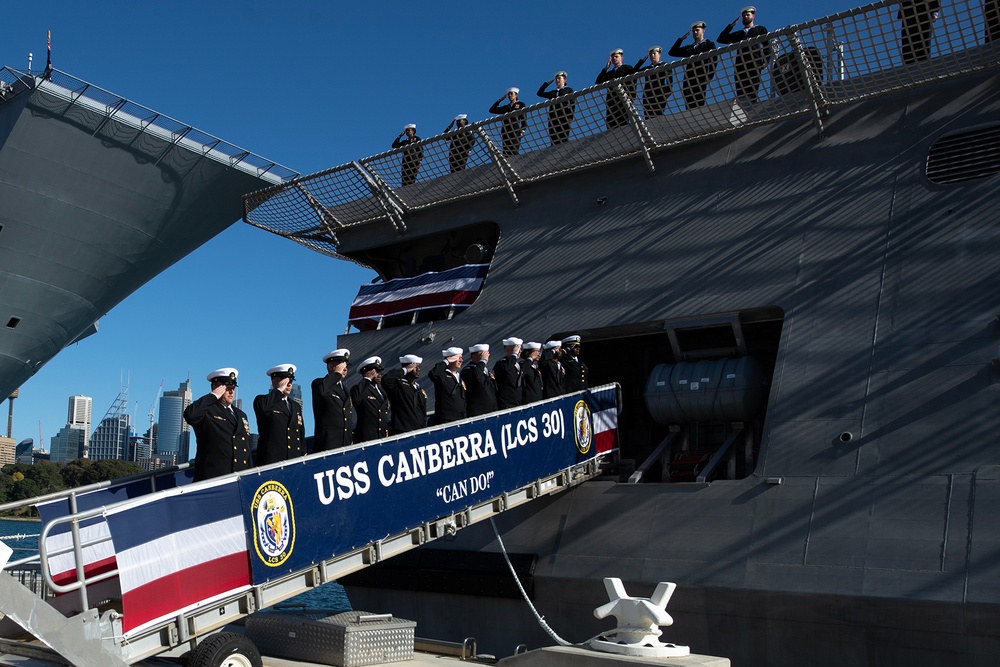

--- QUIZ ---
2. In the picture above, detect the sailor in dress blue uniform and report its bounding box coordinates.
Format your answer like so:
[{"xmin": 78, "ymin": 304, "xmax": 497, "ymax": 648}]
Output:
[
  {"xmin": 383, "ymin": 354, "xmax": 428, "ymax": 434},
  {"xmin": 312, "ymin": 348, "xmax": 355, "ymax": 451},
  {"xmin": 351, "ymin": 356, "xmax": 390, "ymax": 442},
  {"xmin": 184, "ymin": 368, "xmax": 252, "ymax": 481},
  {"xmin": 253, "ymin": 363, "xmax": 305, "ymax": 466}
]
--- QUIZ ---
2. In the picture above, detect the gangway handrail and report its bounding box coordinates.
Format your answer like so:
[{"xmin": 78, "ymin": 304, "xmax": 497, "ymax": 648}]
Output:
[
  {"xmin": 243, "ymin": 0, "xmax": 1000, "ymax": 256},
  {"xmin": 0, "ymin": 66, "xmax": 299, "ymax": 185}
]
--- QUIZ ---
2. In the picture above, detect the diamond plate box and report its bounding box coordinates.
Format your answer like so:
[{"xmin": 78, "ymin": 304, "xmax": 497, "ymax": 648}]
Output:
[{"xmin": 245, "ymin": 609, "xmax": 416, "ymax": 666}]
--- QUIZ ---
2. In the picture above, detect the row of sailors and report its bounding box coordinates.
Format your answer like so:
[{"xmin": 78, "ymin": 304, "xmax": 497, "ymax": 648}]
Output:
[
  {"xmin": 182, "ymin": 336, "xmax": 588, "ymax": 482},
  {"xmin": 390, "ymin": 6, "xmax": 771, "ymax": 178}
]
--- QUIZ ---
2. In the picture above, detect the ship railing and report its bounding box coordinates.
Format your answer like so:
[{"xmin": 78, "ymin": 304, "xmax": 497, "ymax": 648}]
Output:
[
  {"xmin": 0, "ymin": 65, "xmax": 298, "ymax": 185},
  {"xmin": 243, "ymin": 0, "xmax": 999, "ymax": 255}
]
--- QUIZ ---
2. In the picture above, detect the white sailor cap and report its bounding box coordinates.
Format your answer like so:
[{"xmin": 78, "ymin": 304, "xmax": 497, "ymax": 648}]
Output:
[
  {"xmin": 554, "ymin": 71, "xmax": 568, "ymax": 78},
  {"xmin": 563, "ymin": 335, "xmax": 582, "ymax": 346},
  {"xmin": 266, "ymin": 363, "xmax": 296, "ymax": 378},
  {"xmin": 610, "ymin": 48, "xmax": 624, "ymax": 56},
  {"xmin": 442, "ymin": 346, "xmax": 463, "ymax": 359},
  {"xmin": 523, "ymin": 341, "xmax": 542, "ymax": 350},
  {"xmin": 323, "ymin": 348, "xmax": 351, "ymax": 364},
  {"xmin": 454, "ymin": 114, "xmax": 467, "ymax": 121},
  {"xmin": 207, "ymin": 368, "xmax": 239, "ymax": 384},
  {"xmin": 507, "ymin": 86, "xmax": 520, "ymax": 94},
  {"xmin": 502, "ymin": 337, "xmax": 523, "ymax": 347},
  {"xmin": 404, "ymin": 123, "xmax": 417, "ymax": 130},
  {"xmin": 692, "ymin": 20, "xmax": 707, "ymax": 29},
  {"xmin": 543, "ymin": 340, "xmax": 562, "ymax": 350},
  {"xmin": 400, "ymin": 354, "xmax": 423, "ymax": 365},
  {"xmin": 649, "ymin": 45, "xmax": 662, "ymax": 53},
  {"xmin": 358, "ymin": 356, "xmax": 382, "ymax": 373},
  {"xmin": 468, "ymin": 343, "xmax": 490, "ymax": 353},
  {"xmin": 741, "ymin": 5, "xmax": 756, "ymax": 13}
]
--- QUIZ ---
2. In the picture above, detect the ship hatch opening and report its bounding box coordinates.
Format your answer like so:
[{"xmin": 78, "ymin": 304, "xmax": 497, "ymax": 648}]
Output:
[
  {"xmin": 5, "ymin": 317, "xmax": 20, "ymax": 329},
  {"xmin": 343, "ymin": 221, "xmax": 499, "ymax": 333},
  {"xmin": 556, "ymin": 306, "xmax": 783, "ymax": 483}
]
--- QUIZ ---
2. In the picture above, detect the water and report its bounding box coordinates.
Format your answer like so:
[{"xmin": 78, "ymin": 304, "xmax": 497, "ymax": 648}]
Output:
[
  {"xmin": 0, "ymin": 517, "xmax": 350, "ymax": 610},
  {"xmin": 0, "ymin": 517, "xmax": 40, "ymax": 562}
]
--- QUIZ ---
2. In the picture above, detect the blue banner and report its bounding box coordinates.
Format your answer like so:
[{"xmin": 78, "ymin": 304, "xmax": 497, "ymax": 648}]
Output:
[{"xmin": 237, "ymin": 384, "xmax": 619, "ymax": 582}]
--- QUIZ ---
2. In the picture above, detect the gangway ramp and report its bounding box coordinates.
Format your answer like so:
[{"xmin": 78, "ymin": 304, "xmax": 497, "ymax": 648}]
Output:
[{"xmin": 0, "ymin": 384, "xmax": 620, "ymax": 667}]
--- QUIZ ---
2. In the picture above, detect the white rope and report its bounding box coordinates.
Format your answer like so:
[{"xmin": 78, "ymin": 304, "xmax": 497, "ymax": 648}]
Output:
[{"xmin": 489, "ymin": 516, "xmax": 577, "ymax": 647}]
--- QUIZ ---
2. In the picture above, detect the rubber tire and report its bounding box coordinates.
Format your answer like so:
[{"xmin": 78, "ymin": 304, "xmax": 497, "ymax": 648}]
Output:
[{"xmin": 187, "ymin": 632, "xmax": 262, "ymax": 667}]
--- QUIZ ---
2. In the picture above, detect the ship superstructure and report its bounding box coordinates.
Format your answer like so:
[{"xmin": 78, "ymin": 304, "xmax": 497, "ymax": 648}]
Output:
[{"xmin": 244, "ymin": 1, "xmax": 1000, "ymax": 664}]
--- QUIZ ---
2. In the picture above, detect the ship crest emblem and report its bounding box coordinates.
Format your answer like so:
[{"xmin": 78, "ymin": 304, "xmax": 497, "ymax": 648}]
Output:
[
  {"xmin": 250, "ymin": 481, "xmax": 295, "ymax": 567},
  {"xmin": 572, "ymin": 400, "xmax": 593, "ymax": 454}
]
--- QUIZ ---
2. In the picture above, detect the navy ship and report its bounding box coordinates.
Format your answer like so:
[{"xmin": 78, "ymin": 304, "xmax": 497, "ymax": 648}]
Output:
[
  {"xmin": 0, "ymin": 66, "xmax": 296, "ymax": 402},
  {"xmin": 244, "ymin": 0, "xmax": 1000, "ymax": 664}
]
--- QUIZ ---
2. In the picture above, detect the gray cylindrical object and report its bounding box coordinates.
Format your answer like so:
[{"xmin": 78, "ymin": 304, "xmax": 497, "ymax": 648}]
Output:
[{"xmin": 644, "ymin": 357, "xmax": 767, "ymax": 424}]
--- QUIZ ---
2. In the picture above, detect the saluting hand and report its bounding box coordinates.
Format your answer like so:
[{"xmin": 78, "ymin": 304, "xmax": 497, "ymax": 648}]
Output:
[{"xmin": 730, "ymin": 16, "xmax": 741, "ymax": 27}]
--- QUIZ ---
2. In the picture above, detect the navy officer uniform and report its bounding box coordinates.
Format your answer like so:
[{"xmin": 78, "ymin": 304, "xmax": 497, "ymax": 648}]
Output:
[
  {"xmin": 595, "ymin": 48, "xmax": 636, "ymax": 129},
  {"xmin": 493, "ymin": 336, "xmax": 524, "ymax": 410},
  {"xmin": 540, "ymin": 340, "xmax": 566, "ymax": 399},
  {"xmin": 383, "ymin": 354, "xmax": 428, "ymax": 434},
  {"xmin": 428, "ymin": 347, "xmax": 467, "ymax": 424},
  {"xmin": 351, "ymin": 356, "xmax": 390, "ymax": 442},
  {"xmin": 562, "ymin": 335, "xmax": 589, "ymax": 392},
  {"xmin": 312, "ymin": 348, "xmax": 355, "ymax": 451},
  {"xmin": 519, "ymin": 341, "xmax": 544, "ymax": 404},
  {"xmin": 184, "ymin": 368, "xmax": 252, "ymax": 482},
  {"xmin": 462, "ymin": 343, "xmax": 498, "ymax": 418},
  {"xmin": 253, "ymin": 363, "xmax": 305, "ymax": 466}
]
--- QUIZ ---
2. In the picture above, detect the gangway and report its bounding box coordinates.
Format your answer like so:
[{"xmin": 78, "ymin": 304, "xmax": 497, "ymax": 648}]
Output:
[{"xmin": 0, "ymin": 384, "xmax": 620, "ymax": 667}]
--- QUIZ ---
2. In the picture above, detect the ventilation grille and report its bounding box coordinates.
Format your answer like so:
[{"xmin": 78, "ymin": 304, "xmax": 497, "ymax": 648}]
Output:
[{"xmin": 926, "ymin": 125, "xmax": 1000, "ymax": 185}]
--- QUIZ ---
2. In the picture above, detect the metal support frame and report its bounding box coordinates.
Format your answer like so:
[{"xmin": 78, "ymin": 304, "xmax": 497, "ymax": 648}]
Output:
[
  {"xmin": 90, "ymin": 97, "xmax": 128, "ymax": 137},
  {"xmin": 696, "ymin": 424, "xmax": 744, "ymax": 483},
  {"xmin": 615, "ymin": 84, "xmax": 657, "ymax": 175},
  {"xmin": 352, "ymin": 161, "xmax": 409, "ymax": 233},
  {"xmin": 295, "ymin": 182, "xmax": 343, "ymax": 246},
  {"xmin": 629, "ymin": 432, "xmax": 676, "ymax": 483},
  {"xmin": 475, "ymin": 126, "xmax": 521, "ymax": 207},
  {"xmin": 788, "ymin": 31, "xmax": 827, "ymax": 136}
]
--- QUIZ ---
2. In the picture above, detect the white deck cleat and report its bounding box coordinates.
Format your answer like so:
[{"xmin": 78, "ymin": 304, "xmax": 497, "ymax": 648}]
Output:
[{"xmin": 591, "ymin": 577, "xmax": 691, "ymax": 658}]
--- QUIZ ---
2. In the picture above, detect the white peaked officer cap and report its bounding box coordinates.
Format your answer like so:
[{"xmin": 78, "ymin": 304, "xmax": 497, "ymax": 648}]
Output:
[
  {"xmin": 554, "ymin": 71, "xmax": 568, "ymax": 78},
  {"xmin": 543, "ymin": 340, "xmax": 562, "ymax": 350},
  {"xmin": 523, "ymin": 342, "xmax": 542, "ymax": 350},
  {"xmin": 266, "ymin": 364, "xmax": 296, "ymax": 377},
  {"xmin": 400, "ymin": 354, "xmax": 423, "ymax": 365},
  {"xmin": 323, "ymin": 348, "xmax": 351, "ymax": 363},
  {"xmin": 563, "ymin": 335, "xmax": 582, "ymax": 346},
  {"xmin": 442, "ymin": 347, "xmax": 463, "ymax": 359},
  {"xmin": 507, "ymin": 87, "xmax": 520, "ymax": 94},
  {"xmin": 469, "ymin": 343, "xmax": 490, "ymax": 353},
  {"xmin": 207, "ymin": 368, "xmax": 238, "ymax": 382},
  {"xmin": 692, "ymin": 20, "xmax": 707, "ymax": 29},
  {"xmin": 502, "ymin": 337, "xmax": 523, "ymax": 347},
  {"xmin": 358, "ymin": 356, "xmax": 382, "ymax": 373},
  {"xmin": 404, "ymin": 123, "xmax": 417, "ymax": 130},
  {"xmin": 454, "ymin": 114, "xmax": 467, "ymax": 121}
]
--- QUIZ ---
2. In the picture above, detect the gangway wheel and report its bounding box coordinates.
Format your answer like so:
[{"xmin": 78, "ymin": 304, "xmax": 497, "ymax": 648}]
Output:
[{"xmin": 187, "ymin": 632, "xmax": 262, "ymax": 667}]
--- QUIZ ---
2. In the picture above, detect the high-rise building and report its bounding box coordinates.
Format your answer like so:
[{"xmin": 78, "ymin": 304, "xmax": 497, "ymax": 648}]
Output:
[
  {"xmin": 90, "ymin": 414, "xmax": 133, "ymax": 460},
  {"xmin": 0, "ymin": 436, "xmax": 15, "ymax": 465},
  {"xmin": 157, "ymin": 379, "xmax": 191, "ymax": 460},
  {"xmin": 67, "ymin": 395, "xmax": 92, "ymax": 456},
  {"xmin": 50, "ymin": 426, "xmax": 85, "ymax": 463}
]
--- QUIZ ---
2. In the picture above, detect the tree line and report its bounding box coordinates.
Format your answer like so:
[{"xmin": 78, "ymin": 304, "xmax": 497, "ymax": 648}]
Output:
[{"xmin": 0, "ymin": 459, "xmax": 144, "ymax": 516}]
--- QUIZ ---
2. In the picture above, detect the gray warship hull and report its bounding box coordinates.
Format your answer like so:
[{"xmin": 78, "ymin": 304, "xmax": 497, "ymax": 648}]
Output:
[
  {"xmin": 244, "ymin": 2, "xmax": 1000, "ymax": 663},
  {"xmin": 0, "ymin": 68, "xmax": 295, "ymax": 401},
  {"xmin": 338, "ymin": 71, "xmax": 1000, "ymax": 664}
]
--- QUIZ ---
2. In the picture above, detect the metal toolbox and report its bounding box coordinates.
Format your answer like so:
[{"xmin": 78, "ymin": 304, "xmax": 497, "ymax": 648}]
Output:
[{"xmin": 245, "ymin": 609, "xmax": 416, "ymax": 666}]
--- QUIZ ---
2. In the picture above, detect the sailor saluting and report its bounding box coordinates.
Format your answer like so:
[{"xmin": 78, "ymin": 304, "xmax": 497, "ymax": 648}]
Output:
[
  {"xmin": 253, "ymin": 363, "xmax": 305, "ymax": 465},
  {"xmin": 184, "ymin": 368, "xmax": 252, "ymax": 482},
  {"xmin": 312, "ymin": 349, "xmax": 355, "ymax": 452}
]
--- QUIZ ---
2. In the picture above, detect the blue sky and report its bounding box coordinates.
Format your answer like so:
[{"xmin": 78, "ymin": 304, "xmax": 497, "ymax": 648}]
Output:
[{"xmin": 3, "ymin": 0, "xmax": 853, "ymax": 453}]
